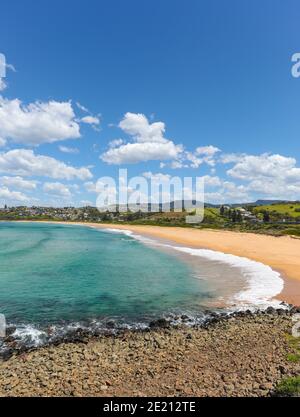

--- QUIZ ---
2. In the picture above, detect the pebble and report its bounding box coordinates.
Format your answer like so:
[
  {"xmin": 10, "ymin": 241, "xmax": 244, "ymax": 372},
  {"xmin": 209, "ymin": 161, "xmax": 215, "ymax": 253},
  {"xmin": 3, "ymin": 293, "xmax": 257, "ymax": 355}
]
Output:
[{"xmin": 0, "ymin": 312, "xmax": 299, "ymax": 397}]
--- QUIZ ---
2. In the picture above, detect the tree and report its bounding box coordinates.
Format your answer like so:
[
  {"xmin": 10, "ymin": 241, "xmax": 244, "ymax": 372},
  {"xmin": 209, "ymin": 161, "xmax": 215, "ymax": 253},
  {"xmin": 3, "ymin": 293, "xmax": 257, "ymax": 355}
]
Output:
[
  {"xmin": 220, "ymin": 205, "xmax": 225, "ymax": 216},
  {"xmin": 263, "ymin": 211, "xmax": 270, "ymax": 222},
  {"xmin": 236, "ymin": 210, "xmax": 243, "ymax": 222},
  {"xmin": 231, "ymin": 209, "xmax": 237, "ymax": 223}
]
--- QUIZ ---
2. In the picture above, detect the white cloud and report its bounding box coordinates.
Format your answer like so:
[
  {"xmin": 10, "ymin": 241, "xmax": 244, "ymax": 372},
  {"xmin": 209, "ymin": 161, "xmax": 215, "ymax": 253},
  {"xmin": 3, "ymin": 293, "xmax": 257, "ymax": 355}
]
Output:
[
  {"xmin": 101, "ymin": 141, "xmax": 182, "ymax": 164},
  {"xmin": 196, "ymin": 145, "xmax": 220, "ymax": 156},
  {"xmin": 76, "ymin": 102, "xmax": 89, "ymax": 113},
  {"xmin": 185, "ymin": 152, "xmax": 202, "ymax": 168},
  {"xmin": 205, "ymin": 182, "xmax": 250, "ymax": 204},
  {"xmin": 119, "ymin": 112, "xmax": 168, "ymax": 143},
  {"xmin": 0, "ymin": 97, "xmax": 81, "ymax": 145},
  {"xmin": 0, "ymin": 186, "xmax": 29, "ymax": 202},
  {"xmin": 6, "ymin": 63, "xmax": 16, "ymax": 73},
  {"xmin": 201, "ymin": 175, "xmax": 222, "ymax": 187},
  {"xmin": 142, "ymin": 172, "xmax": 171, "ymax": 182},
  {"xmin": 108, "ymin": 139, "xmax": 123, "ymax": 148},
  {"xmin": 101, "ymin": 112, "xmax": 183, "ymax": 164},
  {"xmin": 0, "ymin": 176, "xmax": 37, "ymax": 190},
  {"xmin": 0, "ymin": 149, "xmax": 92, "ymax": 180},
  {"xmin": 81, "ymin": 115, "xmax": 100, "ymax": 125},
  {"xmin": 191, "ymin": 145, "xmax": 221, "ymax": 167},
  {"xmin": 225, "ymin": 153, "xmax": 300, "ymax": 200},
  {"xmin": 59, "ymin": 145, "xmax": 79, "ymax": 154},
  {"xmin": 220, "ymin": 153, "xmax": 245, "ymax": 164},
  {"xmin": 80, "ymin": 200, "xmax": 93, "ymax": 206},
  {"xmin": 227, "ymin": 153, "xmax": 298, "ymax": 181},
  {"xmin": 0, "ymin": 137, "xmax": 6, "ymax": 147},
  {"xmin": 84, "ymin": 181, "xmax": 98, "ymax": 193},
  {"xmin": 0, "ymin": 79, "xmax": 7, "ymax": 92},
  {"xmin": 43, "ymin": 182, "xmax": 72, "ymax": 198}
]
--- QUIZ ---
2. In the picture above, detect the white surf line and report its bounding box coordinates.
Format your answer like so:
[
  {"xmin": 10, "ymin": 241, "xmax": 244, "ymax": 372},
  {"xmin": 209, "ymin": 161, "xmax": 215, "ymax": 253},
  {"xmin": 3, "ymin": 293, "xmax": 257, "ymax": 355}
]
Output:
[{"xmin": 101, "ymin": 227, "xmax": 285, "ymax": 309}]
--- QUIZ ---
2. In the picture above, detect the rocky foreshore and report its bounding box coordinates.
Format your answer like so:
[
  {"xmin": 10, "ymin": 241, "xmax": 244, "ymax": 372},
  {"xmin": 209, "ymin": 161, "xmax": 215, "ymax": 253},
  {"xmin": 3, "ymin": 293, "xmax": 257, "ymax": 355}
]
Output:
[{"xmin": 0, "ymin": 308, "xmax": 300, "ymax": 397}]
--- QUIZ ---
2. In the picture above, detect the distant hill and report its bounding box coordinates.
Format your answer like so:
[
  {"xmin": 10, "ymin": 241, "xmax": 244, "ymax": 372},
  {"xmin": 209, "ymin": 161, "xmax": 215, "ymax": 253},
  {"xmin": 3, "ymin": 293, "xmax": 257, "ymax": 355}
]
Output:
[
  {"xmin": 217, "ymin": 200, "xmax": 292, "ymax": 208},
  {"xmin": 98, "ymin": 200, "xmax": 207, "ymax": 212},
  {"xmin": 253, "ymin": 199, "xmax": 290, "ymax": 206}
]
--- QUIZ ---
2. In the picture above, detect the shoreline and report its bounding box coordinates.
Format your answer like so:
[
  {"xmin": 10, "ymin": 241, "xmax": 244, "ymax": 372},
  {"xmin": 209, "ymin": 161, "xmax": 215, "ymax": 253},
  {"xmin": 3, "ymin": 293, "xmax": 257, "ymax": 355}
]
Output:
[
  {"xmin": 58, "ymin": 221, "xmax": 300, "ymax": 306},
  {"xmin": 1, "ymin": 221, "xmax": 300, "ymax": 397},
  {"xmin": 0, "ymin": 311, "xmax": 299, "ymax": 397},
  {"xmin": 92, "ymin": 223, "xmax": 300, "ymax": 306},
  {"xmin": 5, "ymin": 220, "xmax": 300, "ymax": 306}
]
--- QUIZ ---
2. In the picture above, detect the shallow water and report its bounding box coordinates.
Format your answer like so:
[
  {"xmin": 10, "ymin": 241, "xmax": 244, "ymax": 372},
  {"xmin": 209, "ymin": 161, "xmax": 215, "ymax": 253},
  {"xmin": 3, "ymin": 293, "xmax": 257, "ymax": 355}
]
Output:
[
  {"xmin": 0, "ymin": 222, "xmax": 215, "ymax": 324},
  {"xmin": 0, "ymin": 222, "xmax": 283, "ymax": 352}
]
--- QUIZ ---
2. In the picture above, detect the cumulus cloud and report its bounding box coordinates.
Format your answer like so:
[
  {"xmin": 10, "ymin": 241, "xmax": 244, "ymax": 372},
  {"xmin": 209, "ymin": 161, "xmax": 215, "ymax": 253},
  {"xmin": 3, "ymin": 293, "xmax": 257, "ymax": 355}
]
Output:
[
  {"xmin": 81, "ymin": 115, "xmax": 100, "ymax": 125},
  {"xmin": 0, "ymin": 79, "xmax": 7, "ymax": 92},
  {"xmin": 119, "ymin": 112, "xmax": 168, "ymax": 143},
  {"xmin": 196, "ymin": 145, "xmax": 220, "ymax": 156},
  {"xmin": 101, "ymin": 112, "xmax": 183, "ymax": 164},
  {"xmin": 192, "ymin": 145, "xmax": 221, "ymax": 167},
  {"xmin": 80, "ymin": 200, "xmax": 93, "ymax": 206},
  {"xmin": 43, "ymin": 182, "xmax": 72, "ymax": 198},
  {"xmin": 0, "ymin": 176, "xmax": 37, "ymax": 190},
  {"xmin": 142, "ymin": 172, "xmax": 171, "ymax": 182},
  {"xmin": 59, "ymin": 145, "xmax": 80, "ymax": 154},
  {"xmin": 225, "ymin": 153, "xmax": 300, "ymax": 200},
  {"xmin": 0, "ymin": 97, "xmax": 81, "ymax": 146},
  {"xmin": 205, "ymin": 181, "xmax": 250, "ymax": 204},
  {"xmin": 219, "ymin": 153, "xmax": 245, "ymax": 164},
  {"xmin": 108, "ymin": 139, "xmax": 123, "ymax": 148},
  {"xmin": 101, "ymin": 141, "xmax": 182, "ymax": 165},
  {"xmin": 201, "ymin": 175, "xmax": 222, "ymax": 187},
  {"xmin": 0, "ymin": 149, "xmax": 92, "ymax": 180},
  {"xmin": 227, "ymin": 153, "xmax": 298, "ymax": 181},
  {"xmin": 84, "ymin": 181, "xmax": 98, "ymax": 193},
  {"xmin": 0, "ymin": 186, "xmax": 29, "ymax": 202}
]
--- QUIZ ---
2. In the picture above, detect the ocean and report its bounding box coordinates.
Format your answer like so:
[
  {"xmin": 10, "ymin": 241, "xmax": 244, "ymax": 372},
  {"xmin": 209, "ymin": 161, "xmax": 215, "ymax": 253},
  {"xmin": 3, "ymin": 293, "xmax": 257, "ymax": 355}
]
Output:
[{"xmin": 0, "ymin": 222, "xmax": 284, "ymax": 354}]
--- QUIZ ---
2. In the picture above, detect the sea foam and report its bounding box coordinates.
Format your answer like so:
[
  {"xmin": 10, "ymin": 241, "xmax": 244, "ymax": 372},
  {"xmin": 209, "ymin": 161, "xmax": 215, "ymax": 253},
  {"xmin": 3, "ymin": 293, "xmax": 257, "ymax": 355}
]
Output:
[{"xmin": 102, "ymin": 228, "xmax": 284, "ymax": 309}]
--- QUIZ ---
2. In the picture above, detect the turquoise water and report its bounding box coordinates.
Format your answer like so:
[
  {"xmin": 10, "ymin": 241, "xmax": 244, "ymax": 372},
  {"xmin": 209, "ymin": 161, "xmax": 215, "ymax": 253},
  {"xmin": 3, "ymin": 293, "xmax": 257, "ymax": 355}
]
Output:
[{"xmin": 0, "ymin": 222, "xmax": 212, "ymax": 329}]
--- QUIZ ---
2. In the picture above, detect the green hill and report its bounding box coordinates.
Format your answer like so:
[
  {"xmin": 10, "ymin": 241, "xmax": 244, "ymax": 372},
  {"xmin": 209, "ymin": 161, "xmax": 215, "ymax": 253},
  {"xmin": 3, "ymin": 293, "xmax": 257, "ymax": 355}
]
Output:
[{"xmin": 253, "ymin": 203, "xmax": 300, "ymax": 220}]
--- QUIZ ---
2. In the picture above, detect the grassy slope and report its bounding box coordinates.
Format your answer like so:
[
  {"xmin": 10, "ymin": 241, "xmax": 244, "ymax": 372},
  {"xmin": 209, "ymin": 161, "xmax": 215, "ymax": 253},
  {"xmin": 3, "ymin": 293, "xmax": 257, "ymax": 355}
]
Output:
[{"xmin": 254, "ymin": 203, "xmax": 300, "ymax": 219}]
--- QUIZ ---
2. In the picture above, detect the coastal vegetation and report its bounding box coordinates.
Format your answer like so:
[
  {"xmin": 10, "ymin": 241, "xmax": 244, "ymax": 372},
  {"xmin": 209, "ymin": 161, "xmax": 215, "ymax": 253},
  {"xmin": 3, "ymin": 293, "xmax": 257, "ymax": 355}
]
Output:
[
  {"xmin": 1, "ymin": 201, "xmax": 300, "ymax": 237},
  {"xmin": 275, "ymin": 376, "xmax": 300, "ymax": 396}
]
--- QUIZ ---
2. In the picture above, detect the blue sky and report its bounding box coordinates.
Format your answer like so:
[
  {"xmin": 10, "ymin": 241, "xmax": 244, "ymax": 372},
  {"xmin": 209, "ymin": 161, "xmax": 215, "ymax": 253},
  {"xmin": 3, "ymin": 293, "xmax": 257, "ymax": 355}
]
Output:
[{"xmin": 0, "ymin": 0, "xmax": 300, "ymax": 206}]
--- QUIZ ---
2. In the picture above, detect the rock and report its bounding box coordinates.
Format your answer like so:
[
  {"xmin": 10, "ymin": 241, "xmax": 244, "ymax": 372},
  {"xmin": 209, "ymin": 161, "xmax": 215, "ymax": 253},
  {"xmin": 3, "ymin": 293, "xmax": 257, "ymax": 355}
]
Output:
[
  {"xmin": 259, "ymin": 383, "xmax": 274, "ymax": 391},
  {"xmin": 0, "ymin": 312, "xmax": 295, "ymax": 397},
  {"xmin": 149, "ymin": 318, "xmax": 170, "ymax": 329}
]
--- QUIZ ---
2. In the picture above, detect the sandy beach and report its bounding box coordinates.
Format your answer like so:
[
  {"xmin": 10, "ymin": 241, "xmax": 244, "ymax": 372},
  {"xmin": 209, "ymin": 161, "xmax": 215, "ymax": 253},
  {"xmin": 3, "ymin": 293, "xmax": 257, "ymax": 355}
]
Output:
[
  {"xmin": 82, "ymin": 223, "xmax": 300, "ymax": 306},
  {"xmin": 14, "ymin": 221, "xmax": 300, "ymax": 306}
]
